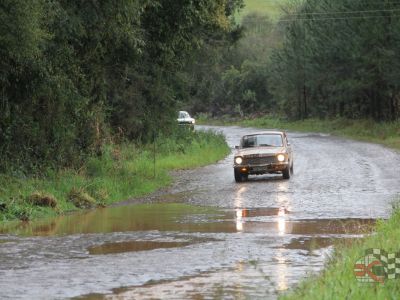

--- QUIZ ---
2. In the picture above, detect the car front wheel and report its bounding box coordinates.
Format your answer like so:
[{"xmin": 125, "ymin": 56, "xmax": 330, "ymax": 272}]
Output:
[
  {"xmin": 234, "ymin": 169, "xmax": 247, "ymax": 183},
  {"xmin": 282, "ymin": 165, "xmax": 291, "ymax": 179}
]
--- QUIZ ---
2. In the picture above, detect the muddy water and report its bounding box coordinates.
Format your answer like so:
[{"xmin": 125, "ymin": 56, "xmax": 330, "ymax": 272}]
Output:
[
  {"xmin": 0, "ymin": 125, "xmax": 399, "ymax": 299},
  {"xmin": 87, "ymin": 241, "xmax": 194, "ymax": 255}
]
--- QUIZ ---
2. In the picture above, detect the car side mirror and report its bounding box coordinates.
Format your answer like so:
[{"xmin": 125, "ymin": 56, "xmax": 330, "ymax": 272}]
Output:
[{"xmin": 235, "ymin": 145, "xmax": 240, "ymax": 149}]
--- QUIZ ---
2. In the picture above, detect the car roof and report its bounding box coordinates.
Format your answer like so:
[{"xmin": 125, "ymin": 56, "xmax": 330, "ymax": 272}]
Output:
[{"xmin": 242, "ymin": 131, "xmax": 285, "ymax": 137}]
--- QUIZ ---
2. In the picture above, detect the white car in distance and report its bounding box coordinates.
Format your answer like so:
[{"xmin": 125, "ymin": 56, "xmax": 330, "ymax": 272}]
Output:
[{"xmin": 177, "ymin": 111, "xmax": 195, "ymax": 128}]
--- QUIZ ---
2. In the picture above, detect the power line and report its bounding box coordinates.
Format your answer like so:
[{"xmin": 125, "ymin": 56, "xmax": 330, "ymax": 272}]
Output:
[
  {"xmin": 284, "ymin": 8, "xmax": 400, "ymax": 16},
  {"xmin": 281, "ymin": 14, "xmax": 400, "ymax": 22},
  {"xmin": 246, "ymin": 0, "xmax": 400, "ymax": 2},
  {"xmin": 241, "ymin": 0, "xmax": 400, "ymax": 7},
  {"xmin": 243, "ymin": 14, "xmax": 400, "ymax": 23}
]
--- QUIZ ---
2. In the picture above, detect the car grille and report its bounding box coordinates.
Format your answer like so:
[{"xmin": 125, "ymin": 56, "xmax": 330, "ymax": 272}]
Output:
[{"xmin": 243, "ymin": 155, "xmax": 277, "ymax": 165}]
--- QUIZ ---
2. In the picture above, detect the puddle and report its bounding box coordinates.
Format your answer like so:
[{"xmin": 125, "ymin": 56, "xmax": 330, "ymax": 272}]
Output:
[
  {"xmin": 281, "ymin": 236, "xmax": 359, "ymax": 251},
  {"xmin": 88, "ymin": 241, "xmax": 192, "ymax": 255},
  {"xmin": 233, "ymin": 218, "xmax": 376, "ymax": 235},
  {"xmin": 87, "ymin": 236, "xmax": 220, "ymax": 255},
  {"xmin": 0, "ymin": 203, "xmax": 226, "ymax": 236},
  {"xmin": 0, "ymin": 203, "xmax": 376, "ymax": 237},
  {"xmin": 279, "ymin": 218, "xmax": 375, "ymax": 235}
]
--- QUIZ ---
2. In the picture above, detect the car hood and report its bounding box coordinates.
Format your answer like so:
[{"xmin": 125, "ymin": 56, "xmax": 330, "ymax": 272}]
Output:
[
  {"xmin": 236, "ymin": 147, "xmax": 286, "ymax": 157},
  {"xmin": 177, "ymin": 118, "xmax": 194, "ymax": 122}
]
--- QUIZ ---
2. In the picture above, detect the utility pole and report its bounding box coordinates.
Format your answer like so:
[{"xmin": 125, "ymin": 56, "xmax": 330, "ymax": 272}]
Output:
[
  {"xmin": 153, "ymin": 130, "xmax": 156, "ymax": 179},
  {"xmin": 303, "ymin": 17, "xmax": 308, "ymax": 119}
]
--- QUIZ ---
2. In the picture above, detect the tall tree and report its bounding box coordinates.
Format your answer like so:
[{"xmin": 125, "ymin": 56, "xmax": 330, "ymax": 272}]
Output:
[{"xmin": 270, "ymin": 0, "xmax": 400, "ymax": 121}]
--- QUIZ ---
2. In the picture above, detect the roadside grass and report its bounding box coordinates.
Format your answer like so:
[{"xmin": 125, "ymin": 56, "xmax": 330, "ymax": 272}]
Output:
[
  {"xmin": 197, "ymin": 115, "xmax": 400, "ymax": 151},
  {"xmin": 280, "ymin": 203, "xmax": 400, "ymax": 300},
  {"xmin": 0, "ymin": 129, "xmax": 230, "ymax": 222}
]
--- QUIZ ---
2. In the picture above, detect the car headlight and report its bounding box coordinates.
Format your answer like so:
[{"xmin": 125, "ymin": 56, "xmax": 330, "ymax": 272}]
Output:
[
  {"xmin": 192, "ymin": 120, "xmax": 195, "ymax": 124},
  {"xmin": 277, "ymin": 154, "xmax": 285, "ymax": 162},
  {"xmin": 235, "ymin": 157, "xmax": 243, "ymax": 165}
]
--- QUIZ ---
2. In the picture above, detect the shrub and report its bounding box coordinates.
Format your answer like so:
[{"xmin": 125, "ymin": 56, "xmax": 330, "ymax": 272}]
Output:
[
  {"xmin": 68, "ymin": 188, "xmax": 97, "ymax": 209},
  {"xmin": 27, "ymin": 192, "xmax": 58, "ymax": 208}
]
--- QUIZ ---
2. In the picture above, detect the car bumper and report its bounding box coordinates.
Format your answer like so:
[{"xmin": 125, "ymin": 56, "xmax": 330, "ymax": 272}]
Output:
[{"xmin": 234, "ymin": 163, "xmax": 288, "ymax": 174}]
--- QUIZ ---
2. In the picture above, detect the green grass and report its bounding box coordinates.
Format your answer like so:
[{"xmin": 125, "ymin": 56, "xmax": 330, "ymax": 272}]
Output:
[
  {"xmin": 280, "ymin": 203, "xmax": 400, "ymax": 299},
  {"xmin": 197, "ymin": 115, "xmax": 400, "ymax": 151},
  {"xmin": 0, "ymin": 129, "xmax": 230, "ymax": 222}
]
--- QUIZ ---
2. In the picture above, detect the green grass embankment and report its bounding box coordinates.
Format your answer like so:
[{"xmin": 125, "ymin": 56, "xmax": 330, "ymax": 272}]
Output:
[{"xmin": 0, "ymin": 129, "xmax": 230, "ymax": 222}]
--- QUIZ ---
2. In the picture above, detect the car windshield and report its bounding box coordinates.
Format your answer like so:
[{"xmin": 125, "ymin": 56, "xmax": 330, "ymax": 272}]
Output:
[
  {"xmin": 178, "ymin": 112, "xmax": 190, "ymax": 119},
  {"xmin": 241, "ymin": 134, "xmax": 283, "ymax": 148}
]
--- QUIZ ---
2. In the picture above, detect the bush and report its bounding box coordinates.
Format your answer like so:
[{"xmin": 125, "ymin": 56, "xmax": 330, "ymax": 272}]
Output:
[
  {"xmin": 27, "ymin": 191, "xmax": 58, "ymax": 208},
  {"xmin": 68, "ymin": 188, "xmax": 97, "ymax": 209}
]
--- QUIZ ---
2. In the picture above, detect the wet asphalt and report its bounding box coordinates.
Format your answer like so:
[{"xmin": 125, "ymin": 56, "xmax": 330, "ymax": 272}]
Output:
[{"xmin": 0, "ymin": 125, "xmax": 399, "ymax": 299}]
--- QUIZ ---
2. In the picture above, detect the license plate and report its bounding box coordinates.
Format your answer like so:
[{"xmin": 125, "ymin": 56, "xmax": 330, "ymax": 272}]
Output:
[{"xmin": 252, "ymin": 166, "xmax": 267, "ymax": 172}]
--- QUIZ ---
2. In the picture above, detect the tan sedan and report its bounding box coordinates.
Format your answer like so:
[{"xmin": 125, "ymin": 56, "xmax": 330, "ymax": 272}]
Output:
[{"xmin": 233, "ymin": 131, "xmax": 293, "ymax": 182}]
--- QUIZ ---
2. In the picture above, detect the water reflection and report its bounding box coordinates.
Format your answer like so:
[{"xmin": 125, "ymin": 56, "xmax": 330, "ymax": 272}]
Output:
[
  {"xmin": 234, "ymin": 206, "xmax": 289, "ymax": 235},
  {"xmin": 277, "ymin": 207, "xmax": 286, "ymax": 236},
  {"xmin": 234, "ymin": 186, "xmax": 248, "ymax": 232},
  {"xmin": 234, "ymin": 186, "xmax": 247, "ymax": 208},
  {"xmin": 235, "ymin": 209, "xmax": 244, "ymax": 232},
  {"xmin": 275, "ymin": 248, "xmax": 288, "ymax": 291},
  {"xmin": 277, "ymin": 181, "xmax": 289, "ymax": 193}
]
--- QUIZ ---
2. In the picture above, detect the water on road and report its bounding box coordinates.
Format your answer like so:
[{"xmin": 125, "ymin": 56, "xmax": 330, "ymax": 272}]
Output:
[{"xmin": 0, "ymin": 125, "xmax": 399, "ymax": 299}]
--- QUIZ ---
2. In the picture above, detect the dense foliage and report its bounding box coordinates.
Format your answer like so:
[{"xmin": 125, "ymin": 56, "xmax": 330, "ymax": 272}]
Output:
[
  {"xmin": 0, "ymin": 0, "xmax": 242, "ymax": 172},
  {"xmin": 270, "ymin": 0, "xmax": 400, "ymax": 121},
  {"xmin": 188, "ymin": 0, "xmax": 400, "ymax": 122},
  {"xmin": 184, "ymin": 13, "xmax": 278, "ymax": 116}
]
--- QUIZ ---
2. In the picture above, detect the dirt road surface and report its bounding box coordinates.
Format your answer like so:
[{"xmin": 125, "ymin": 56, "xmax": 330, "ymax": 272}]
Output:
[{"xmin": 0, "ymin": 125, "xmax": 399, "ymax": 299}]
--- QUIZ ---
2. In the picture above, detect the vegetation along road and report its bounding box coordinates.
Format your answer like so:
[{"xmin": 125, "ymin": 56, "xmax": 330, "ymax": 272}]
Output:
[{"xmin": 0, "ymin": 125, "xmax": 399, "ymax": 299}]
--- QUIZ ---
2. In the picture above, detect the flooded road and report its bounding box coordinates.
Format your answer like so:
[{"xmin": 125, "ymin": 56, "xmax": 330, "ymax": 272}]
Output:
[{"xmin": 0, "ymin": 125, "xmax": 399, "ymax": 299}]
